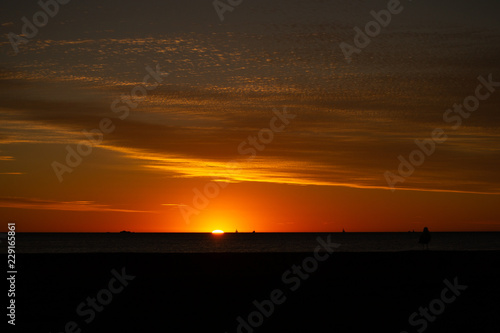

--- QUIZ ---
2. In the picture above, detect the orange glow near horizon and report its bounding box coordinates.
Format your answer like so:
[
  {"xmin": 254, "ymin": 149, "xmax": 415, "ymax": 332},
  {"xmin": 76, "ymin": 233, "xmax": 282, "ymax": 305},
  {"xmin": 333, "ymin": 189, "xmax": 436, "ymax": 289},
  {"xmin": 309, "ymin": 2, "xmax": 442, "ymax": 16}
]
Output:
[
  {"xmin": 2, "ymin": 180, "xmax": 500, "ymax": 233},
  {"xmin": 211, "ymin": 230, "xmax": 224, "ymax": 234}
]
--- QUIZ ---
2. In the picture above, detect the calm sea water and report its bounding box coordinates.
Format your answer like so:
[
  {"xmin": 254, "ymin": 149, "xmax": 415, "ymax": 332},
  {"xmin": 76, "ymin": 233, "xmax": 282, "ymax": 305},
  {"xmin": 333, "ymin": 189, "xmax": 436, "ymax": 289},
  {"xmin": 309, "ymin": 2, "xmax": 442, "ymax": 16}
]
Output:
[{"xmin": 11, "ymin": 232, "xmax": 500, "ymax": 253}]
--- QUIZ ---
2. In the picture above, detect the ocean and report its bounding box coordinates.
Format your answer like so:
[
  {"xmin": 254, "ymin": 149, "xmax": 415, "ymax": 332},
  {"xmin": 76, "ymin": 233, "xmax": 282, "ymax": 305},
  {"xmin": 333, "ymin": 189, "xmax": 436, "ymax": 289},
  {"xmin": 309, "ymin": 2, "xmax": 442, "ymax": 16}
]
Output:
[{"xmin": 13, "ymin": 232, "xmax": 500, "ymax": 253}]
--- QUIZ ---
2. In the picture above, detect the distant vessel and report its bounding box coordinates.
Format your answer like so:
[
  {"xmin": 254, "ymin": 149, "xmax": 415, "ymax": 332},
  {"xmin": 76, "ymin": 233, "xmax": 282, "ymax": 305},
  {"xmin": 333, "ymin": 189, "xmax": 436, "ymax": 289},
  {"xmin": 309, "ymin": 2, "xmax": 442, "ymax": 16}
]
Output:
[
  {"xmin": 252, "ymin": 230, "xmax": 255, "ymax": 233},
  {"xmin": 342, "ymin": 228, "xmax": 346, "ymax": 233},
  {"xmin": 235, "ymin": 229, "xmax": 238, "ymax": 233}
]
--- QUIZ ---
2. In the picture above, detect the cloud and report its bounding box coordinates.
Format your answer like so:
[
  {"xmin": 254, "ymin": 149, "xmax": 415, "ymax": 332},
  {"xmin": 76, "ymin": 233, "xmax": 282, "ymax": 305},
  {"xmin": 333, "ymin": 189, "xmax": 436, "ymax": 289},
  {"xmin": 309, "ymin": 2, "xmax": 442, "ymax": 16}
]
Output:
[
  {"xmin": 0, "ymin": 197, "xmax": 155, "ymax": 213},
  {"xmin": 0, "ymin": 9, "xmax": 499, "ymax": 197},
  {"xmin": 161, "ymin": 203, "xmax": 188, "ymax": 207}
]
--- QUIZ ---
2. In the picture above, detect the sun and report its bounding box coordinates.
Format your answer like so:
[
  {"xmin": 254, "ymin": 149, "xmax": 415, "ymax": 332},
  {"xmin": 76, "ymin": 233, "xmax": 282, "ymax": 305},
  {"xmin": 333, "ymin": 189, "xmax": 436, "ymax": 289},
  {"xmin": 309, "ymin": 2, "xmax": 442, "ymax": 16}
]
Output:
[{"xmin": 212, "ymin": 230, "xmax": 224, "ymax": 234}]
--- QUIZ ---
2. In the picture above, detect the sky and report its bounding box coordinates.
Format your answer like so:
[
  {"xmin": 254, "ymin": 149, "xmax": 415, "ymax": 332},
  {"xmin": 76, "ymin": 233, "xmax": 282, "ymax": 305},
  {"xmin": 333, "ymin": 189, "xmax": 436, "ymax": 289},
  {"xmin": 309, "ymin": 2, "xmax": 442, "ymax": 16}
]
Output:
[{"xmin": 1, "ymin": 0, "xmax": 499, "ymax": 232}]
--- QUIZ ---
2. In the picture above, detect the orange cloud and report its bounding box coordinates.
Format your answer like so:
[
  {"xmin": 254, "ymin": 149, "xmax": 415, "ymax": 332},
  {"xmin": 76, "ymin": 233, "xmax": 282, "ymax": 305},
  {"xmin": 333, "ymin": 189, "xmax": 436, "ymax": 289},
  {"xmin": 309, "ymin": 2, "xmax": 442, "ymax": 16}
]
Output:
[{"xmin": 0, "ymin": 197, "xmax": 155, "ymax": 213}]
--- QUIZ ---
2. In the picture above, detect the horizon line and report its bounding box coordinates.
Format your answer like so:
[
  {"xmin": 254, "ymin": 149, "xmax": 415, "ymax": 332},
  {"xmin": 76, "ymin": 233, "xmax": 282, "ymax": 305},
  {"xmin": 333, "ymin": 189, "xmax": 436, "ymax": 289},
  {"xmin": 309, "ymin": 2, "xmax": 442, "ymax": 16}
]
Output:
[{"xmin": 5, "ymin": 231, "xmax": 500, "ymax": 233}]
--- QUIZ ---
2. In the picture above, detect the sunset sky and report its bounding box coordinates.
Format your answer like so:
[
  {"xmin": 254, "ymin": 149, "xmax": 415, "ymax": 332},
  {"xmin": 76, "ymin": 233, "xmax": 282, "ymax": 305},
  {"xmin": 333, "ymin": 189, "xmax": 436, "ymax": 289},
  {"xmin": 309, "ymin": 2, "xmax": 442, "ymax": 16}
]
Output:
[{"xmin": 1, "ymin": 0, "xmax": 499, "ymax": 232}]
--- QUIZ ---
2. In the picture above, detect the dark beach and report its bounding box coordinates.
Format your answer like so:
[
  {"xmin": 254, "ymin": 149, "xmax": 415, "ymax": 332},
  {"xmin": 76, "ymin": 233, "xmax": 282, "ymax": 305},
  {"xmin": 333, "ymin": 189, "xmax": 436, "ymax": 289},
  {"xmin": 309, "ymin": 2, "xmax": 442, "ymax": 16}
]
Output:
[{"xmin": 15, "ymin": 251, "xmax": 500, "ymax": 332}]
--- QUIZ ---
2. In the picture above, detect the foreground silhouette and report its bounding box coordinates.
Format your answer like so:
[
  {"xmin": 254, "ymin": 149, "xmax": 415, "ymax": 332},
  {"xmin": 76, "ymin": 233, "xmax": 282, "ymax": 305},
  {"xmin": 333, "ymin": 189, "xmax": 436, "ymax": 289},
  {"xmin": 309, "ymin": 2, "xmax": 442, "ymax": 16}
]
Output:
[{"xmin": 419, "ymin": 227, "xmax": 431, "ymax": 250}]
